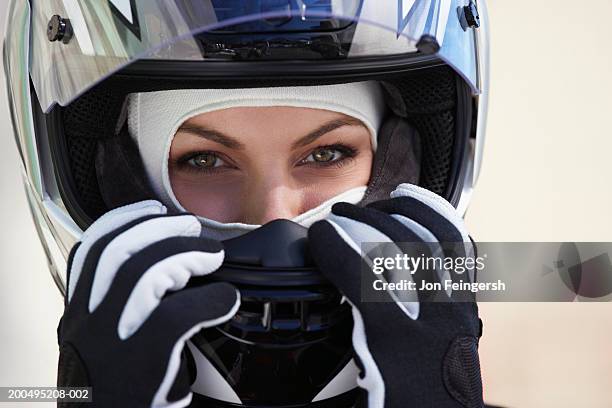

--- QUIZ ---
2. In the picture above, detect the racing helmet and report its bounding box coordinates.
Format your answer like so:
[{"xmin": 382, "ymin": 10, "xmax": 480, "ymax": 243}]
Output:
[{"xmin": 3, "ymin": 1, "xmax": 489, "ymax": 406}]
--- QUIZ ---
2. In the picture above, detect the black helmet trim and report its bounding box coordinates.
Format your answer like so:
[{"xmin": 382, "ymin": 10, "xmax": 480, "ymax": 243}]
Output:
[{"xmin": 120, "ymin": 53, "xmax": 444, "ymax": 81}]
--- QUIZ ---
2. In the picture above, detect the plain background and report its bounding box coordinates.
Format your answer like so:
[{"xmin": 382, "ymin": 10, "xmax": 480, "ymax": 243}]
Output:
[{"xmin": 1, "ymin": 1, "xmax": 612, "ymax": 407}]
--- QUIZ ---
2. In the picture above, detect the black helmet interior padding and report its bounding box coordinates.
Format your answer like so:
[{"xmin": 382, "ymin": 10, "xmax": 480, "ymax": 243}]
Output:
[
  {"xmin": 383, "ymin": 66, "xmax": 463, "ymax": 196},
  {"xmin": 50, "ymin": 65, "xmax": 468, "ymax": 227},
  {"xmin": 96, "ymin": 127, "xmax": 157, "ymax": 209}
]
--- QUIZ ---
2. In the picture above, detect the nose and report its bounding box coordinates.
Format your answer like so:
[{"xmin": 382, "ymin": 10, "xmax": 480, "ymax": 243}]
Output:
[{"xmin": 241, "ymin": 179, "xmax": 302, "ymax": 225}]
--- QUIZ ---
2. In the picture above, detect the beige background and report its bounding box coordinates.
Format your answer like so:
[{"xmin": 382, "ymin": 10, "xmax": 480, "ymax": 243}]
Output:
[{"xmin": 1, "ymin": 1, "xmax": 612, "ymax": 407}]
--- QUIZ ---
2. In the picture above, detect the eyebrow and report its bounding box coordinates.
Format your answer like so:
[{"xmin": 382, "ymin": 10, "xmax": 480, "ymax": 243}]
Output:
[
  {"xmin": 292, "ymin": 117, "xmax": 367, "ymax": 149},
  {"xmin": 176, "ymin": 117, "xmax": 366, "ymax": 150},
  {"xmin": 176, "ymin": 124, "xmax": 245, "ymax": 149}
]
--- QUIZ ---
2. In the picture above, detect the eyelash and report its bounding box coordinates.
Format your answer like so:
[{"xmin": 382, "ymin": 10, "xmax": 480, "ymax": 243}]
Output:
[
  {"xmin": 174, "ymin": 151, "xmax": 231, "ymax": 175},
  {"xmin": 297, "ymin": 144, "xmax": 358, "ymax": 169},
  {"xmin": 175, "ymin": 143, "xmax": 358, "ymax": 174}
]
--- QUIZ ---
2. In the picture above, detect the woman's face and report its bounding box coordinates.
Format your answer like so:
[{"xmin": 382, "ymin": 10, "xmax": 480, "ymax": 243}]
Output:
[{"xmin": 169, "ymin": 106, "xmax": 374, "ymax": 224}]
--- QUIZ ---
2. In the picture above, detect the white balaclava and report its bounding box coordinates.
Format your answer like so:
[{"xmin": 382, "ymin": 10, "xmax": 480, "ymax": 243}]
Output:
[{"xmin": 127, "ymin": 82, "xmax": 385, "ymax": 239}]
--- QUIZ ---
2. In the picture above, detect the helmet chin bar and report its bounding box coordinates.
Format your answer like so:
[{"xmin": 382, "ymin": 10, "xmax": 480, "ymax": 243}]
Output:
[{"xmin": 187, "ymin": 220, "xmax": 358, "ymax": 406}]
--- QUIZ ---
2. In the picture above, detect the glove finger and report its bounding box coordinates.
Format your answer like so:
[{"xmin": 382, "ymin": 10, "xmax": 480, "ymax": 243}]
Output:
[
  {"xmin": 390, "ymin": 183, "xmax": 470, "ymax": 243},
  {"xmin": 368, "ymin": 196, "xmax": 465, "ymax": 245},
  {"xmin": 68, "ymin": 200, "xmax": 166, "ymax": 303},
  {"xmin": 87, "ymin": 214, "xmax": 202, "ymax": 314},
  {"xmin": 331, "ymin": 202, "xmax": 424, "ymax": 243},
  {"xmin": 310, "ymin": 218, "xmax": 422, "ymax": 321},
  {"xmin": 384, "ymin": 185, "xmax": 477, "ymax": 297},
  {"xmin": 308, "ymin": 220, "xmax": 399, "ymax": 305},
  {"xmin": 106, "ymin": 237, "xmax": 224, "ymax": 340},
  {"xmin": 143, "ymin": 282, "xmax": 240, "ymax": 340},
  {"xmin": 140, "ymin": 282, "xmax": 240, "ymax": 406},
  {"xmin": 330, "ymin": 202, "xmax": 440, "ymax": 261},
  {"xmin": 67, "ymin": 213, "xmax": 166, "ymax": 313},
  {"xmin": 330, "ymin": 203, "xmax": 446, "ymax": 302},
  {"xmin": 368, "ymin": 196, "xmax": 475, "ymax": 288}
]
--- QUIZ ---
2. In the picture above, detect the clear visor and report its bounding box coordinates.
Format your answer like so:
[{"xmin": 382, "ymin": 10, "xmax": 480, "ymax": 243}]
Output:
[{"xmin": 30, "ymin": 0, "xmax": 480, "ymax": 111}]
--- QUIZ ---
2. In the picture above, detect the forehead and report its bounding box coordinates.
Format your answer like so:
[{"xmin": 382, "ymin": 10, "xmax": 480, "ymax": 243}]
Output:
[
  {"xmin": 174, "ymin": 106, "xmax": 371, "ymax": 151},
  {"xmin": 184, "ymin": 106, "xmax": 350, "ymax": 130}
]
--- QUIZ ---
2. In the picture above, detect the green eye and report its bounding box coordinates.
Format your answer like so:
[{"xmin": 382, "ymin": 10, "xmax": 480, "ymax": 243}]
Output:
[
  {"xmin": 188, "ymin": 153, "xmax": 221, "ymax": 168},
  {"xmin": 308, "ymin": 148, "xmax": 343, "ymax": 163}
]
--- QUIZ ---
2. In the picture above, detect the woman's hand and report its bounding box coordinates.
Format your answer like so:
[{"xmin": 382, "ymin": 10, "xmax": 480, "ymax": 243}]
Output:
[
  {"xmin": 57, "ymin": 200, "xmax": 240, "ymax": 408},
  {"xmin": 308, "ymin": 184, "xmax": 484, "ymax": 408}
]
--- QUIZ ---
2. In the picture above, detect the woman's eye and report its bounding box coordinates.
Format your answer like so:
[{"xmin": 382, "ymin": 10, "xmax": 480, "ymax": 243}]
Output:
[
  {"xmin": 188, "ymin": 153, "xmax": 224, "ymax": 169},
  {"xmin": 304, "ymin": 148, "xmax": 344, "ymax": 164}
]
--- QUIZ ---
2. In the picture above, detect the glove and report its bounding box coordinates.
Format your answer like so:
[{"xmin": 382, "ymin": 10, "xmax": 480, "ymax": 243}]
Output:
[
  {"xmin": 308, "ymin": 184, "xmax": 483, "ymax": 408},
  {"xmin": 57, "ymin": 200, "xmax": 240, "ymax": 408}
]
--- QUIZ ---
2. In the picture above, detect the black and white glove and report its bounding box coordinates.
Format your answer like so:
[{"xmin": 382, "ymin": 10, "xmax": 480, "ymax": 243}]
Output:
[
  {"xmin": 308, "ymin": 184, "xmax": 483, "ymax": 408},
  {"xmin": 57, "ymin": 200, "xmax": 240, "ymax": 407}
]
